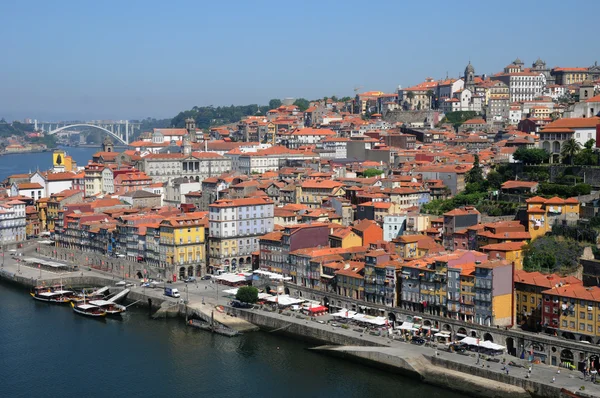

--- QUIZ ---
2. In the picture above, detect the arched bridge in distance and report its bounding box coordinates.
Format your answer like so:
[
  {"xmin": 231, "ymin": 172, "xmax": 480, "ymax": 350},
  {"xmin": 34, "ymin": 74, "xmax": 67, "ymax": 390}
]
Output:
[{"xmin": 47, "ymin": 124, "xmax": 129, "ymax": 145}]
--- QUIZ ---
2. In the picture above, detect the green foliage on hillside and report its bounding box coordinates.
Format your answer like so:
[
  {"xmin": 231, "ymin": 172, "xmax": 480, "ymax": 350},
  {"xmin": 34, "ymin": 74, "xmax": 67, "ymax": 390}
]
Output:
[
  {"xmin": 523, "ymin": 236, "xmax": 582, "ymax": 273},
  {"xmin": 0, "ymin": 120, "xmax": 34, "ymax": 138},
  {"xmin": 362, "ymin": 168, "xmax": 384, "ymax": 178},
  {"xmin": 538, "ymin": 182, "xmax": 591, "ymax": 197},
  {"xmin": 293, "ymin": 98, "xmax": 310, "ymax": 112},
  {"xmin": 439, "ymin": 111, "xmax": 479, "ymax": 128},
  {"xmin": 513, "ymin": 147, "xmax": 550, "ymax": 165},
  {"xmin": 172, "ymin": 104, "xmax": 271, "ymax": 130}
]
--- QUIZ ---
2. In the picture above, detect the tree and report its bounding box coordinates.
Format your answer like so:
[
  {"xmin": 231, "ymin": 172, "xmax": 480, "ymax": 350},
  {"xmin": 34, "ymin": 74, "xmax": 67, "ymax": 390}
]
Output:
[
  {"xmin": 523, "ymin": 236, "xmax": 582, "ymax": 273},
  {"xmin": 560, "ymin": 138, "xmax": 581, "ymax": 165},
  {"xmin": 269, "ymin": 99, "xmax": 282, "ymax": 109},
  {"xmin": 331, "ymin": 95, "xmax": 338, "ymax": 102},
  {"xmin": 513, "ymin": 147, "xmax": 550, "ymax": 165},
  {"xmin": 584, "ymin": 139, "xmax": 596, "ymax": 150},
  {"xmin": 486, "ymin": 170, "xmax": 503, "ymax": 189},
  {"xmin": 293, "ymin": 98, "xmax": 310, "ymax": 112},
  {"xmin": 236, "ymin": 286, "xmax": 259, "ymax": 304},
  {"xmin": 406, "ymin": 91, "xmax": 415, "ymax": 109},
  {"xmin": 466, "ymin": 154, "xmax": 484, "ymax": 184},
  {"xmin": 362, "ymin": 168, "xmax": 383, "ymax": 178},
  {"xmin": 426, "ymin": 90, "xmax": 434, "ymax": 109}
]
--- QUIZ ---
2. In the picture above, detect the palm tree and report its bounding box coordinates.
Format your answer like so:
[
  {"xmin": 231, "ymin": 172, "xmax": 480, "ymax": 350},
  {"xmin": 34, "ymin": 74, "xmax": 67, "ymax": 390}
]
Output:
[
  {"xmin": 406, "ymin": 91, "xmax": 415, "ymax": 109},
  {"xmin": 560, "ymin": 138, "xmax": 581, "ymax": 165},
  {"xmin": 426, "ymin": 90, "xmax": 434, "ymax": 109}
]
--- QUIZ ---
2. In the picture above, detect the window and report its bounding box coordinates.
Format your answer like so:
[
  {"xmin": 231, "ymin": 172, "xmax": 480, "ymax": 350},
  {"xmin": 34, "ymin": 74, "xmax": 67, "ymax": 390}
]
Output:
[
  {"xmin": 563, "ymin": 320, "xmax": 568, "ymax": 327},
  {"xmin": 589, "ymin": 313, "xmax": 593, "ymax": 320},
  {"xmin": 580, "ymin": 312, "xmax": 585, "ymax": 319},
  {"xmin": 530, "ymin": 296, "xmax": 535, "ymax": 304},
  {"xmin": 588, "ymin": 324, "xmax": 593, "ymax": 332},
  {"xmin": 523, "ymin": 295, "xmax": 527, "ymax": 302},
  {"xmin": 580, "ymin": 323, "xmax": 585, "ymax": 331},
  {"xmin": 570, "ymin": 321, "xmax": 575, "ymax": 328}
]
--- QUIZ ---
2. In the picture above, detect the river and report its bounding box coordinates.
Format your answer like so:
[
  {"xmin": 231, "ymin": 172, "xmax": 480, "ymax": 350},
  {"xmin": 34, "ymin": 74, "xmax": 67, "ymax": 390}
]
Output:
[
  {"xmin": 0, "ymin": 146, "xmax": 102, "ymax": 182},
  {"xmin": 0, "ymin": 282, "xmax": 460, "ymax": 397}
]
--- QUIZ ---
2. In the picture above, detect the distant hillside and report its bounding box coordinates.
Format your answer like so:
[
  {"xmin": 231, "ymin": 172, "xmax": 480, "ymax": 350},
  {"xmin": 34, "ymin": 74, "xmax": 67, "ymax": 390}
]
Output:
[
  {"xmin": 0, "ymin": 120, "xmax": 34, "ymax": 137},
  {"xmin": 171, "ymin": 105, "xmax": 271, "ymax": 130}
]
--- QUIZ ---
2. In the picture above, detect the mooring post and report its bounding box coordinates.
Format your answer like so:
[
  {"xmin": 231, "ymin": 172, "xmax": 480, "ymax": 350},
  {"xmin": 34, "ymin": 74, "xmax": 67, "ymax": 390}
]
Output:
[{"xmin": 148, "ymin": 298, "xmax": 152, "ymax": 316}]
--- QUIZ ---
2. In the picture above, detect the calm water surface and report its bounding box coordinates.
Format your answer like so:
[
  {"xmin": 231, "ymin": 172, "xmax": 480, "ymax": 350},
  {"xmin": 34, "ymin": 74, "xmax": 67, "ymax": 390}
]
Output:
[
  {"xmin": 0, "ymin": 146, "xmax": 100, "ymax": 181},
  {"xmin": 0, "ymin": 282, "xmax": 460, "ymax": 397}
]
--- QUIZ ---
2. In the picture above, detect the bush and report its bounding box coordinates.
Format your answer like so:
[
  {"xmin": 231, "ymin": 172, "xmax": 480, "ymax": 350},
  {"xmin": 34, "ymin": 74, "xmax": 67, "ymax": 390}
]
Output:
[
  {"xmin": 235, "ymin": 286, "xmax": 259, "ymax": 304},
  {"xmin": 523, "ymin": 236, "xmax": 582, "ymax": 273}
]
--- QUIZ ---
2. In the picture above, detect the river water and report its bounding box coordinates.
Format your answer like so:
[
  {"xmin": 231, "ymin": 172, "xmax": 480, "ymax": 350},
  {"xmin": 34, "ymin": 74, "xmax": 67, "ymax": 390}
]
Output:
[
  {"xmin": 0, "ymin": 146, "xmax": 100, "ymax": 182},
  {"xmin": 0, "ymin": 282, "xmax": 459, "ymax": 397}
]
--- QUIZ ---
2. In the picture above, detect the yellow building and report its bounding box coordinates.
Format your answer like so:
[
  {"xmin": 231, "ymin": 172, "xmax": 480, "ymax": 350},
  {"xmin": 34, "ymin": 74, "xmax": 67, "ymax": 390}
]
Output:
[
  {"xmin": 530, "ymin": 106, "xmax": 551, "ymax": 119},
  {"xmin": 329, "ymin": 227, "xmax": 362, "ymax": 248},
  {"xmin": 35, "ymin": 197, "xmax": 49, "ymax": 231},
  {"xmin": 480, "ymin": 241, "xmax": 526, "ymax": 271},
  {"xmin": 393, "ymin": 235, "xmax": 426, "ymax": 259},
  {"xmin": 299, "ymin": 180, "xmax": 345, "ymax": 208},
  {"xmin": 526, "ymin": 196, "xmax": 580, "ymax": 240},
  {"xmin": 514, "ymin": 270, "xmax": 582, "ymax": 329},
  {"xmin": 160, "ymin": 212, "xmax": 207, "ymax": 280},
  {"xmin": 52, "ymin": 149, "xmax": 76, "ymax": 172},
  {"xmin": 542, "ymin": 283, "xmax": 600, "ymax": 342}
]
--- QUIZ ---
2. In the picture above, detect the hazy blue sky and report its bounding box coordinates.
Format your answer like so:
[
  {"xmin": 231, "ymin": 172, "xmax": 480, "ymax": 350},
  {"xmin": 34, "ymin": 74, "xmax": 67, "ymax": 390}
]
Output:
[{"xmin": 1, "ymin": 0, "xmax": 597, "ymax": 121}]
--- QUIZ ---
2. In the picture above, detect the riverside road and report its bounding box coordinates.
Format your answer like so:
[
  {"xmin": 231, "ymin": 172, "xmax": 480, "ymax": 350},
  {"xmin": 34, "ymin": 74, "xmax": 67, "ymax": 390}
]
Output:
[{"xmin": 2, "ymin": 248, "xmax": 600, "ymax": 397}]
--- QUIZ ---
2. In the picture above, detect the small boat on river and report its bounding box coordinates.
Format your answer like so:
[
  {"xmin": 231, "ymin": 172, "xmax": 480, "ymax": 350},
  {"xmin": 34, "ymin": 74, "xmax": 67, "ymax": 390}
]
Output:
[
  {"xmin": 88, "ymin": 300, "xmax": 126, "ymax": 315},
  {"xmin": 71, "ymin": 302, "xmax": 106, "ymax": 317},
  {"xmin": 30, "ymin": 290, "xmax": 74, "ymax": 303}
]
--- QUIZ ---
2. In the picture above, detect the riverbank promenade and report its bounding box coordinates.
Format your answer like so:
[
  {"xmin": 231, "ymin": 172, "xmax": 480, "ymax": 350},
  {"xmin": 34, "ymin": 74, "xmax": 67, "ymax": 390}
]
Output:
[{"xmin": 2, "ymin": 251, "xmax": 600, "ymax": 397}]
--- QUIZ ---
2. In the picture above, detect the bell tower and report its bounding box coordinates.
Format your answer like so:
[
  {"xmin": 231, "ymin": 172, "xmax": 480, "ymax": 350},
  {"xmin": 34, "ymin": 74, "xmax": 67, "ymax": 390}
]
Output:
[
  {"xmin": 185, "ymin": 118, "xmax": 197, "ymax": 142},
  {"xmin": 465, "ymin": 61, "xmax": 475, "ymax": 93},
  {"xmin": 102, "ymin": 136, "xmax": 114, "ymax": 153}
]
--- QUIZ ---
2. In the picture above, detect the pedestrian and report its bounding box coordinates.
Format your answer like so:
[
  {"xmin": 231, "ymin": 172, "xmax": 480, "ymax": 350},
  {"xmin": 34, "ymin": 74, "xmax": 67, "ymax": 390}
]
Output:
[
  {"xmin": 506, "ymin": 369, "xmax": 509, "ymax": 375},
  {"xmin": 552, "ymin": 377, "xmax": 555, "ymax": 383},
  {"xmin": 557, "ymin": 369, "xmax": 560, "ymax": 374}
]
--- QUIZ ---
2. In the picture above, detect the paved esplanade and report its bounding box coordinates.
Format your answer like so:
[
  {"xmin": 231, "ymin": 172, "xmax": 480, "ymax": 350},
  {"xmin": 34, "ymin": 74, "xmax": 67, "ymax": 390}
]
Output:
[{"xmin": 3, "ymin": 248, "xmax": 600, "ymax": 397}]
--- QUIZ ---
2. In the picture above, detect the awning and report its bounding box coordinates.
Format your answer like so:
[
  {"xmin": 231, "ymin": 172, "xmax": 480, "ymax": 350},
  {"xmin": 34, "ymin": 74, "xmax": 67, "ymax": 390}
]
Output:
[
  {"xmin": 307, "ymin": 305, "xmax": 328, "ymax": 313},
  {"xmin": 434, "ymin": 332, "xmax": 451, "ymax": 337},
  {"xmin": 397, "ymin": 322, "xmax": 414, "ymax": 330}
]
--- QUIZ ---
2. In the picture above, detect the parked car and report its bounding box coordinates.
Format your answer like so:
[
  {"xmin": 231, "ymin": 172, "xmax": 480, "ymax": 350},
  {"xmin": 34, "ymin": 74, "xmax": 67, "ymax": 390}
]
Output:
[
  {"xmin": 200, "ymin": 275, "xmax": 212, "ymax": 280},
  {"xmin": 184, "ymin": 277, "xmax": 197, "ymax": 283},
  {"xmin": 411, "ymin": 336, "xmax": 425, "ymax": 345},
  {"xmin": 230, "ymin": 300, "xmax": 253, "ymax": 309}
]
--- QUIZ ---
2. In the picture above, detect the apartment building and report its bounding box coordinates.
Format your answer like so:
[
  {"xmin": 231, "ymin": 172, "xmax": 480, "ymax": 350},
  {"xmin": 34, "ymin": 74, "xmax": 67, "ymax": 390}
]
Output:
[{"xmin": 208, "ymin": 197, "xmax": 274, "ymax": 273}]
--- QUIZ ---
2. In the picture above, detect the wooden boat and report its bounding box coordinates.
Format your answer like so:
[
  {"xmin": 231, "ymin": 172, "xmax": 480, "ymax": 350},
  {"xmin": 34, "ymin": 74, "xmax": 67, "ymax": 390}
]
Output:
[
  {"xmin": 70, "ymin": 302, "xmax": 106, "ymax": 317},
  {"xmin": 70, "ymin": 293, "xmax": 104, "ymax": 303},
  {"xmin": 88, "ymin": 300, "xmax": 126, "ymax": 315},
  {"xmin": 30, "ymin": 290, "xmax": 74, "ymax": 303}
]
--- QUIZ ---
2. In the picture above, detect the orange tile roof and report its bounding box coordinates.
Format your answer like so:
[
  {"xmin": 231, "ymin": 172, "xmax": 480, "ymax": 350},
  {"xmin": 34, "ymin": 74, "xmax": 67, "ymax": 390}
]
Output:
[
  {"xmin": 480, "ymin": 242, "xmax": 525, "ymax": 251},
  {"xmin": 210, "ymin": 197, "xmax": 272, "ymax": 208},
  {"xmin": 17, "ymin": 182, "xmax": 43, "ymax": 190},
  {"xmin": 542, "ymin": 117, "xmax": 600, "ymax": 130}
]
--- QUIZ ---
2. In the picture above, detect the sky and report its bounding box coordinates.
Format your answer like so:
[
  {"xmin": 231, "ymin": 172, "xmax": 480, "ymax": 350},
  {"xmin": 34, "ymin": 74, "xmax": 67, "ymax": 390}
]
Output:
[{"xmin": 1, "ymin": 0, "xmax": 597, "ymax": 122}]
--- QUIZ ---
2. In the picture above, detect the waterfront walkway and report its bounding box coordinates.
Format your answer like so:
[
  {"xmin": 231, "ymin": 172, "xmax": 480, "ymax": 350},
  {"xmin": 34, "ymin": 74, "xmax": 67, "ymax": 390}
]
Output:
[{"xmin": 3, "ymin": 251, "xmax": 600, "ymax": 397}]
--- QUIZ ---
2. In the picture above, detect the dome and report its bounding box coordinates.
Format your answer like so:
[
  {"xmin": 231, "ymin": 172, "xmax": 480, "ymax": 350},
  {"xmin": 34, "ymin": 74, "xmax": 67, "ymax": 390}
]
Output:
[
  {"xmin": 513, "ymin": 57, "xmax": 523, "ymax": 64},
  {"xmin": 465, "ymin": 61, "xmax": 475, "ymax": 74},
  {"xmin": 534, "ymin": 57, "xmax": 544, "ymax": 66}
]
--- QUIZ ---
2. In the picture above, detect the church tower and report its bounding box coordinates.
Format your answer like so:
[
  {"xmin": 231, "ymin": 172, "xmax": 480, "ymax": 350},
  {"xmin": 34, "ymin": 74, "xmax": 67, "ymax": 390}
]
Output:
[
  {"xmin": 102, "ymin": 136, "xmax": 114, "ymax": 153},
  {"xmin": 185, "ymin": 118, "xmax": 196, "ymax": 143},
  {"xmin": 182, "ymin": 134, "xmax": 192, "ymax": 156},
  {"xmin": 465, "ymin": 61, "xmax": 475, "ymax": 93}
]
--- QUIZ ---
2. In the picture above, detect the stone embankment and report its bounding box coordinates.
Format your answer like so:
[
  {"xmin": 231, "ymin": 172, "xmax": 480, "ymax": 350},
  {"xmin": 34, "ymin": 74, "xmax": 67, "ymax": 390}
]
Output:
[{"xmin": 229, "ymin": 307, "xmax": 596, "ymax": 398}]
